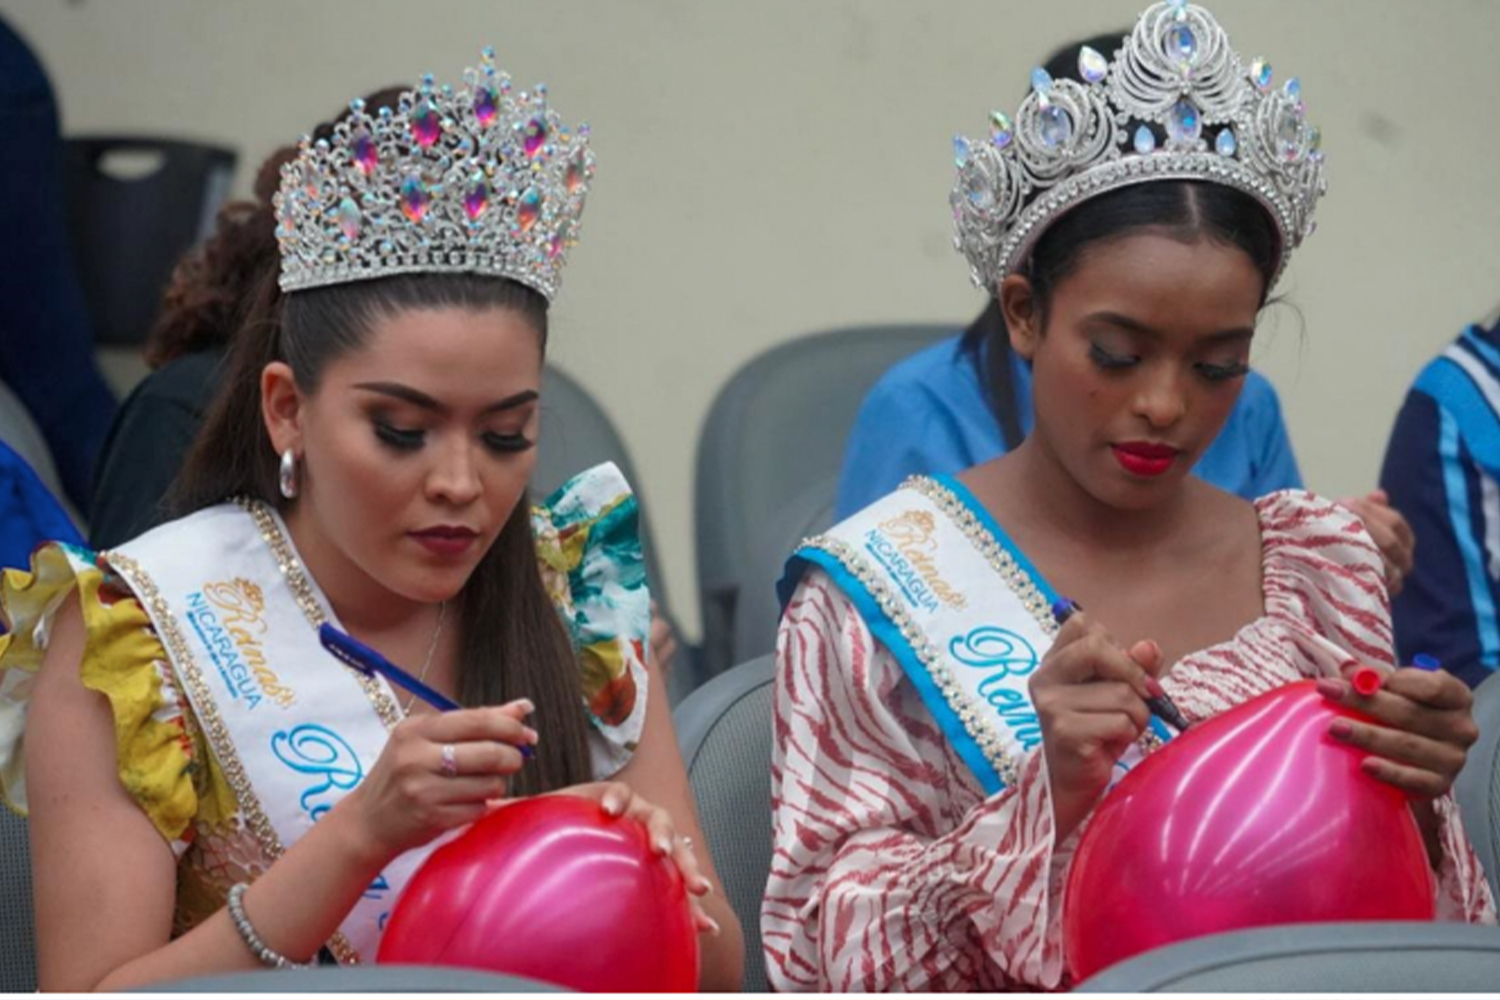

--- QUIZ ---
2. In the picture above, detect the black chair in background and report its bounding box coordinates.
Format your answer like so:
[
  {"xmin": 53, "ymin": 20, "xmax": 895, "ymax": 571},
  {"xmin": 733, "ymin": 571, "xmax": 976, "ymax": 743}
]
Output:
[
  {"xmin": 64, "ymin": 137, "xmax": 236, "ymax": 346},
  {"xmin": 0, "ymin": 803, "xmax": 35, "ymax": 992}
]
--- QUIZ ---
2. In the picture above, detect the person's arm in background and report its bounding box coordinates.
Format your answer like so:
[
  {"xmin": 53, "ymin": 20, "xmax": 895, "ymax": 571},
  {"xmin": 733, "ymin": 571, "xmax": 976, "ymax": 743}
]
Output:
[
  {"xmin": 1380, "ymin": 391, "xmax": 1497, "ymax": 690},
  {"xmin": 1243, "ymin": 370, "xmax": 1304, "ymax": 494}
]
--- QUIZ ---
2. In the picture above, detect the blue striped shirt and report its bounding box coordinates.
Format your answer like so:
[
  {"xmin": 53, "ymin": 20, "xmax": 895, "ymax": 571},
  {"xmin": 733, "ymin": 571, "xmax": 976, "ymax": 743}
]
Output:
[{"xmin": 1381, "ymin": 322, "xmax": 1500, "ymax": 689}]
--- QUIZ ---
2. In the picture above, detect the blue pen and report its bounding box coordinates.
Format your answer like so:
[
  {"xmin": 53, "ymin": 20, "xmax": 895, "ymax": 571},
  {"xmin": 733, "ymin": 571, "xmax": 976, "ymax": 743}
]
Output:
[
  {"xmin": 1051, "ymin": 598, "xmax": 1192, "ymax": 732},
  {"xmin": 1412, "ymin": 653, "xmax": 1442, "ymax": 672},
  {"xmin": 318, "ymin": 623, "xmax": 534, "ymax": 759}
]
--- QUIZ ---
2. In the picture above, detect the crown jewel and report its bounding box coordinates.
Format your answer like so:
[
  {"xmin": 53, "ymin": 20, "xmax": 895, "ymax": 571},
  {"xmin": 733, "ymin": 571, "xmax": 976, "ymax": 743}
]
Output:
[
  {"xmin": 952, "ymin": 1, "xmax": 1325, "ymax": 293},
  {"xmin": 275, "ymin": 48, "xmax": 595, "ymax": 301}
]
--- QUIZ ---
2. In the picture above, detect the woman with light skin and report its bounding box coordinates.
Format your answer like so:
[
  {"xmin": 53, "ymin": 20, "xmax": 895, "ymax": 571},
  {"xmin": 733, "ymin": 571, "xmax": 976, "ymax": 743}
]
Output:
[
  {"xmin": 1, "ymin": 53, "xmax": 741, "ymax": 991},
  {"xmin": 763, "ymin": 3, "xmax": 1493, "ymax": 991}
]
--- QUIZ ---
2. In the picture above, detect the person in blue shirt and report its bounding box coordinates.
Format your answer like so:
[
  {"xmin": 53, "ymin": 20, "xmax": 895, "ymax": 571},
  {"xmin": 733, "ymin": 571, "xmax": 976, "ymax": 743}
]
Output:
[
  {"xmin": 1379, "ymin": 315, "xmax": 1500, "ymax": 689},
  {"xmin": 837, "ymin": 35, "xmax": 1414, "ymax": 591}
]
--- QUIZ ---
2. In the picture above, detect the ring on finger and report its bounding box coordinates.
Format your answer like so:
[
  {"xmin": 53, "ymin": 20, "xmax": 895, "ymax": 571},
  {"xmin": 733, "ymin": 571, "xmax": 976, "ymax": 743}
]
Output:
[{"xmin": 439, "ymin": 743, "xmax": 458, "ymax": 778}]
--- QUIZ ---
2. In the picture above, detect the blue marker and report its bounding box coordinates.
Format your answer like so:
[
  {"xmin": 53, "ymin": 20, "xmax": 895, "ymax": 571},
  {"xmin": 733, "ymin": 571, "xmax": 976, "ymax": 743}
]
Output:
[{"xmin": 319, "ymin": 623, "xmax": 534, "ymax": 759}]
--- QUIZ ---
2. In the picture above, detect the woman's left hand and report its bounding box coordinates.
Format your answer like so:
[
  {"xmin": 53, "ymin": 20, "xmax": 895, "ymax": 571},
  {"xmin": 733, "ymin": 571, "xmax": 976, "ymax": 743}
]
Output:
[
  {"xmin": 1317, "ymin": 664, "xmax": 1479, "ymax": 798},
  {"xmin": 549, "ymin": 781, "xmax": 720, "ymax": 936}
]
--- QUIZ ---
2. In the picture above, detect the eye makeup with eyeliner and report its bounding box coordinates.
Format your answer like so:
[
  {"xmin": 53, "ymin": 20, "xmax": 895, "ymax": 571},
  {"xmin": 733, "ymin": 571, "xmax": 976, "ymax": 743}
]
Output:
[
  {"xmin": 1085, "ymin": 340, "xmax": 1250, "ymax": 382},
  {"xmin": 359, "ymin": 381, "xmax": 540, "ymax": 456},
  {"xmin": 372, "ymin": 417, "xmax": 425, "ymax": 451}
]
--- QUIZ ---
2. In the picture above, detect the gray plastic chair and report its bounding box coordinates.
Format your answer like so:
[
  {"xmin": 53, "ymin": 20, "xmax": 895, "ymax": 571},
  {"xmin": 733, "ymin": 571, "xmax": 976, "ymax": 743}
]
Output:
[
  {"xmin": 143, "ymin": 965, "xmax": 567, "ymax": 992},
  {"xmin": 730, "ymin": 476, "xmax": 837, "ymax": 666},
  {"xmin": 1456, "ymin": 670, "xmax": 1500, "ymax": 902},
  {"xmin": 1076, "ymin": 921, "xmax": 1500, "ymax": 992},
  {"xmin": 694, "ymin": 325, "xmax": 953, "ymax": 679},
  {"xmin": 674, "ymin": 654, "xmax": 777, "ymax": 992},
  {"xmin": 0, "ymin": 806, "xmax": 35, "ymax": 992}
]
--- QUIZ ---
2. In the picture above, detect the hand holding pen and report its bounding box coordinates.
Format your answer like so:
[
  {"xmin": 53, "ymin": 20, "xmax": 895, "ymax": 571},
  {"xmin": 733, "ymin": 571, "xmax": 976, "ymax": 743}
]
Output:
[
  {"xmin": 1050, "ymin": 599, "xmax": 1191, "ymax": 733},
  {"xmin": 316, "ymin": 623, "xmax": 541, "ymax": 860},
  {"xmin": 1031, "ymin": 598, "xmax": 1184, "ymax": 840},
  {"xmin": 320, "ymin": 623, "xmax": 534, "ymax": 760}
]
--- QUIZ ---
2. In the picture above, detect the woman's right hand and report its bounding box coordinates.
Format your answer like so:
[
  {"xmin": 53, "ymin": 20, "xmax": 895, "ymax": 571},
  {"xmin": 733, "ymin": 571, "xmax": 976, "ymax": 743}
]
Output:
[
  {"xmin": 1029, "ymin": 611, "xmax": 1161, "ymax": 838},
  {"xmin": 339, "ymin": 699, "xmax": 538, "ymax": 862}
]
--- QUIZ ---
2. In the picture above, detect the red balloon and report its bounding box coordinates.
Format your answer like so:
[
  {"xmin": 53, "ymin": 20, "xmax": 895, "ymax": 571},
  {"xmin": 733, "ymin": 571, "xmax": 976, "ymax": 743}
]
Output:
[
  {"xmin": 1064, "ymin": 680, "xmax": 1434, "ymax": 982},
  {"xmin": 378, "ymin": 796, "xmax": 699, "ymax": 991}
]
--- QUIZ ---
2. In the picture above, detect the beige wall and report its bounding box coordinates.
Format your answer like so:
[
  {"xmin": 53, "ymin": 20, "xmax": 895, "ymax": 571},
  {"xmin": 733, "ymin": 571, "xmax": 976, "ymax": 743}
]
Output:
[{"xmin": 7, "ymin": 0, "xmax": 1500, "ymax": 637}]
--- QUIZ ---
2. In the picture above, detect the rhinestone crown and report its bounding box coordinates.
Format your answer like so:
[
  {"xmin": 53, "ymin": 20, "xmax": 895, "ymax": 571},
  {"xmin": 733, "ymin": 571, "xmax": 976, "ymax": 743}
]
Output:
[
  {"xmin": 274, "ymin": 48, "xmax": 594, "ymax": 301},
  {"xmin": 952, "ymin": 0, "xmax": 1325, "ymax": 293}
]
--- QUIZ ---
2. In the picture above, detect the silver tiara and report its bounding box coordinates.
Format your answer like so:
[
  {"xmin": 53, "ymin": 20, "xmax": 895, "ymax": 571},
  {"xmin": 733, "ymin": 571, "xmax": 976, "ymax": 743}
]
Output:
[
  {"xmin": 274, "ymin": 48, "xmax": 595, "ymax": 301},
  {"xmin": 952, "ymin": 0, "xmax": 1325, "ymax": 293}
]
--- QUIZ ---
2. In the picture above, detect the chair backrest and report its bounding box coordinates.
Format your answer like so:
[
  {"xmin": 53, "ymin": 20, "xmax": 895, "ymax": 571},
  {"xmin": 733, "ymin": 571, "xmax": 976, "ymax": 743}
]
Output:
[
  {"xmin": 533, "ymin": 366, "xmax": 643, "ymax": 500},
  {"xmin": 532, "ymin": 366, "xmax": 675, "ymax": 636},
  {"xmin": 0, "ymin": 807, "xmax": 36, "ymax": 992},
  {"xmin": 730, "ymin": 476, "xmax": 837, "ymax": 665},
  {"xmin": 694, "ymin": 325, "xmax": 953, "ymax": 678},
  {"xmin": 1075, "ymin": 921, "xmax": 1500, "ymax": 992},
  {"xmin": 142, "ymin": 965, "xmax": 567, "ymax": 992},
  {"xmin": 64, "ymin": 137, "xmax": 237, "ymax": 345},
  {"xmin": 1456, "ymin": 670, "xmax": 1500, "ymax": 902},
  {"xmin": 674, "ymin": 654, "xmax": 777, "ymax": 992}
]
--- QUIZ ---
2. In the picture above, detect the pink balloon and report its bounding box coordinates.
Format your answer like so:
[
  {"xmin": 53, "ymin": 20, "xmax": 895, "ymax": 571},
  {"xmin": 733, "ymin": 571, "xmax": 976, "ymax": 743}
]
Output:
[
  {"xmin": 1064, "ymin": 680, "xmax": 1434, "ymax": 982},
  {"xmin": 378, "ymin": 796, "xmax": 699, "ymax": 991}
]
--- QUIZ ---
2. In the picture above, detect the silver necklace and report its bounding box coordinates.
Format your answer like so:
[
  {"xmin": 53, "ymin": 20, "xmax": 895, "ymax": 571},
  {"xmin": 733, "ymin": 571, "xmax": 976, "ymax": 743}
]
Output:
[{"xmin": 405, "ymin": 599, "xmax": 449, "ymax": 715}]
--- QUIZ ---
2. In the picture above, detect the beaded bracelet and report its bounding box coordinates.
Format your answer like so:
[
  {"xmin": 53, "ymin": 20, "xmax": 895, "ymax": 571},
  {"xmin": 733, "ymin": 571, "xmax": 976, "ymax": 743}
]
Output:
[{"xmin": 226, "ymin": 882, "xmax": 315, "ymax": 970}]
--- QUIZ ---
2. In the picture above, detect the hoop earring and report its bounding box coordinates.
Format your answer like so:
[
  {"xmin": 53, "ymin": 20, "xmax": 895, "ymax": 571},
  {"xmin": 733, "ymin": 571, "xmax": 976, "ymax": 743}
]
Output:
[{"xmin": 279, "ymin": 449, "xmax": 299, "ymax": 500}]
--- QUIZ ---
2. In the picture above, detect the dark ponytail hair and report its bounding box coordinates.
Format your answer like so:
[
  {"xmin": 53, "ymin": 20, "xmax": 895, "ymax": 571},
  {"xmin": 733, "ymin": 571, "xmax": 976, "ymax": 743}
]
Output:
[
  {"xmin": 963, "ymin": 31, "xmax": 1281, "ymax": 439},
  {"xmin": 142, "ymin": 149, "xmax": 290, "ymax": 368},
  {"xmin": 172, "ymin": 271, "xmax": 594, "ymax": 795},
  {"xmin": 144, "ymin": 86, "xmax": 409, "ymax": 369}
]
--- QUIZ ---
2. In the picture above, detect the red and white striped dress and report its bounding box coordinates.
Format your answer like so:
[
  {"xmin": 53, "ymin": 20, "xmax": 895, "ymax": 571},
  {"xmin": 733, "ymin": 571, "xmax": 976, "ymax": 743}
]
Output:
[{"xmin": 763, "ymin": 490, "xmax": 1496, "ymax": 992}]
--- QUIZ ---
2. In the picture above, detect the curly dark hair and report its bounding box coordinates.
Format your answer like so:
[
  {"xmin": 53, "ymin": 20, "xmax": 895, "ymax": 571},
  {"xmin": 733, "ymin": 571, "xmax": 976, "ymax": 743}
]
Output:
[{"xmin": 143, "ymin": 86, "xmax": 407, "ymax": 368}]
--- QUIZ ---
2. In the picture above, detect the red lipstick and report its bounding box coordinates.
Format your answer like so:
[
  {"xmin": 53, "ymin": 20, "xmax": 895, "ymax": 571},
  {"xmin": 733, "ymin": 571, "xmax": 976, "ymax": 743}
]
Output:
[
  {"xmin": 410, "ymin": 525, "xmax": 479, "ymax": 556},
  {"xmin": 1112, "ymin": 441, "xmax": 1180, "ymax": 478}
]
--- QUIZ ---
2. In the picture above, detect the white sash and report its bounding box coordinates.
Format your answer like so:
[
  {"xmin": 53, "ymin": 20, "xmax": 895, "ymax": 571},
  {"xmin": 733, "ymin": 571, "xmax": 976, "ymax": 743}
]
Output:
[
  {"xmin": 781, "ymin": 476, "xmax": 1170, "ymax": 794},
  {"xmin": 109, "ymin": 501, "xmax": 441, "ymax": 963}
]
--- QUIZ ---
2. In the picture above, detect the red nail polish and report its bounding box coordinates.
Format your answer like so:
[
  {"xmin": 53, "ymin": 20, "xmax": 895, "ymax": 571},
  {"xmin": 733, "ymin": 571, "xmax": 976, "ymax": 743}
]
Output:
[
  {"xmin": 1145, "ymin": 676, "xmax": 1166, "ymax": 699},
  {"xmin": 1329, "ymin": 718, "xmax": 1354, "ymax": 740},
  {"xmin": 1316, "ymin": 677, "xmax": 1345, "ymax": 699}
]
